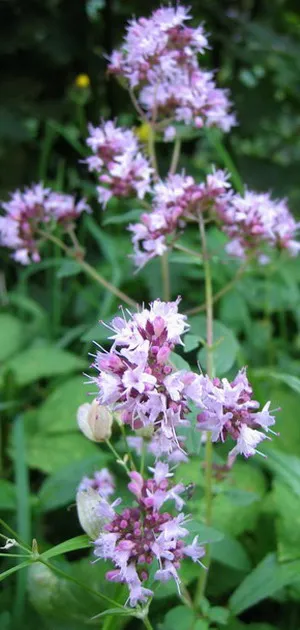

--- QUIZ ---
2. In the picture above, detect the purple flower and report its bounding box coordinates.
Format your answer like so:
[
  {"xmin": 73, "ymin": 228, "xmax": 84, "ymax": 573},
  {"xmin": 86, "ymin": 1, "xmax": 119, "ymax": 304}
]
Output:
[
  {"xmin": 90, "ymin": 463, "xmax": 205, "ymax": 607},
  {"xmin": 189, "ymin": 368, "xmax": 276, "ymax": 464},
  {"xmin": 85, "ymin": 120, "xmax": 153, "ymax": 207},
  {"xmin": 217, "ymin": 189, "xmax": 300, "ymax": 259},
  {"xmin": 0, "ymin": 184, "xmax": 89, "ymax": 264},
  {"xmin": 107, "ymin": 6, "xmax": 234, "ymax": 133},
  {"xmin": 93, "ymin": 299, "xmax": 191, "ymax": 453},
  {"xmin": 129, "ymin": 170, "xmax": 230, "ymax": 269}
]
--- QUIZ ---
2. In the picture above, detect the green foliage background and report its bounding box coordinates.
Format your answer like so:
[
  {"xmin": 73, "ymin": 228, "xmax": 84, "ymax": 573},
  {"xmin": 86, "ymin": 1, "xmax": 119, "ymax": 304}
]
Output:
[{"xmin": 1, "ymin": 1, "xmax": 300, "ymax": 629}]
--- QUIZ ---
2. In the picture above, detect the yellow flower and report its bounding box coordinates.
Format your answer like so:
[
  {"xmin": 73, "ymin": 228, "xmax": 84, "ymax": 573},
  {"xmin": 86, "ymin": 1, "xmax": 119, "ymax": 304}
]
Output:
[
  {"xmin": 75, "ymin": 74, "xmax": 90, "ymax": 89},
  {"xmin": 135, "ymin": 121, "xmax": 151, "ymax": 143}
]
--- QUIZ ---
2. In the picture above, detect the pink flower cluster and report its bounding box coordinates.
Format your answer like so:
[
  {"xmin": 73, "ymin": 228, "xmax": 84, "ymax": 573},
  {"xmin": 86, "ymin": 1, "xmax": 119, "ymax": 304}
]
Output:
[
  {"xmin": 94, "ymin": 300, "xmax": 277, "ymax": 463},
  {"xmin": 189, "ymin": 368, "xmax": 276, "ymax": 464},
  {"xmin": 217, "ymin": 190, "xmax": 300, "ymax": 260},
  {"xmin": 0, "ymin": 183, "xmax": 89, "ymax": 265},
  {"xmin": 108, "ymin": 5, "xmax": 235, "ymax": 133},
  {"xmin": 79, "ymin": 468, "xmax": 115, "ymax": 498},
  {"xmin": 86, "ymin": 120, "xmax": 153, "ymax": 207},
  {"xmin": 94, "ymin": 462, "xmax": 204, "ymax": 606},
  {"xmin": 129, "ymin": 170, "xmax": 230, "ymax": 268},
  {"xmin": 93, "ymin": 298, "xmax": 193, "ymax": 456}
]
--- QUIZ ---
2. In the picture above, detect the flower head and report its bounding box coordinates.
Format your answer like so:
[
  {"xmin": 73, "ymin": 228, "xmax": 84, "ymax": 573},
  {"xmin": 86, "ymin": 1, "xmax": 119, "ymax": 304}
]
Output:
[
  {"xmin": 189, "ymin": 368, "xmax": 276, "ymax": 464},
  {"xmin": 129, "ymin": 169, "xmax": 230, "ymax": 268},
  {"xmin": 108, "ymin": 6, "xmax": 235, "ymax": 133},
  {"xmin": 85, "ymin": 120, "xmax": 153, "ymax": 207},
  {"xmin": 0, "ymin": 184, "xmax": 89, "ymax": 264},
  {"xmin": 93, "ymin": 299, "xmax": 191, "ymax": 453},
  {"xmin": 218, "ymin": 190, "xmax": 300, "ymax": 260},
  {"xmin": 90, "ymin": 463, "xmax": 205, "ymax": 606}
]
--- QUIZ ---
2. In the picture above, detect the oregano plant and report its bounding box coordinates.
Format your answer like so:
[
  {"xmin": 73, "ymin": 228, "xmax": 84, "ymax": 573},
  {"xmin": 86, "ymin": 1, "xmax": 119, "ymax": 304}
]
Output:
[{"xmin": 1, "ymin": 5, "xmax": 299, "ymax": 629}]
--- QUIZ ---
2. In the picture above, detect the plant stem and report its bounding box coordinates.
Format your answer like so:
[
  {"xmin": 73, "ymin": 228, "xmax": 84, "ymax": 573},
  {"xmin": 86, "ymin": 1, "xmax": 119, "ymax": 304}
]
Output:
[
  {"xmin": 79, "ymin": 258, "xmax": 136, "ymax": 307},
  {"xmin": 106, "ymin": 440, "xmax": 131, "ymax": 475},
  {"xmin": 186, "ymin": 260, "xmax": 247, "ymax": 316},
  {"xmin": 129, "ymin": 88, "xmax": 148, "ymax": 122},
  {"xmin": 198, "ymin": 214, "xmax": 214, "ymax": 377},
  {"xmin": 194, "ymin": 214, "xmax": 214, "ymax": 606},
  {"xmin": 161, "ymin": 251, "xmax": 171, "ymax": 301},
  {"xmin": 143, "ymin": 616, "xmax": 154, "ymax": 630},
  {"xmin": 173, "ymin": 243, "xmax": 203, "ymax": 260},
  {"xmin": 169, "ymin": 138, "xmax": 181, "ymax": 175},
  {"xmin": 12, "ymin": 415, "xmax": 31, "ymax": 628},
  {"xmin": 148, "ymin": 124, "xmax": 159, "ymax": 178},
  {"xmin": 37, "ymin": 229, "xmax": 136, "ymax": 308}
]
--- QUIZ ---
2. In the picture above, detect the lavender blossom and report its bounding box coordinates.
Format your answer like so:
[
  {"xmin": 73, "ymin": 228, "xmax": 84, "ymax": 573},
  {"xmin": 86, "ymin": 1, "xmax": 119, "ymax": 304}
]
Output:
[
  {"xmin": 189, "ymin": 368, "xmax": 276, "ymax": 463},
  {"xmin": 85, "ymin": 120, "xmax": 153, "ymax": 207},
  {"xmin": 218, "ymin": 190, "xmax": 300, "ymax": 260},
  {"xmin": 129, "ymin": 170, "xmax": 230, "ymax": 268},
  {"xmin": 93, "ymin": 298, "xmax": 191, "ymax": 454},
  {"xmin": 93, "ymin": 462, "xmax": 205, "ymax": 606},
  {"xmin": 108, "ymin": 6, "xmax": 235, "ymax": 133},
  {"xmin": 0, "ymin": 184, "xmax": 89, "ymax": 264}
]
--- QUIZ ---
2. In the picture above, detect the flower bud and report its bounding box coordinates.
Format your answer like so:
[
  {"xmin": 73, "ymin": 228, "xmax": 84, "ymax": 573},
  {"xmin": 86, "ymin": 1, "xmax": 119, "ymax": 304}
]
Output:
[
  {"xmin": 76, "ymin": 487, "xmax": 107, "ymax": 539},
  {"xmin": 77, "ymin": 399, "xmax": 112, "ymax": 442}
]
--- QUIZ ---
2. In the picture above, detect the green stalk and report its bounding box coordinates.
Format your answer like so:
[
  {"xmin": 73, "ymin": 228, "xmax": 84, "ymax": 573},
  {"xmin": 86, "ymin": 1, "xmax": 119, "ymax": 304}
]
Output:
[
  {"xmin": 12, "ymin": 415, "xmax": 31, "ymax": 628},
  {"xmin": 169, "ymin": 137, "xmax": 181, "ymax": 175},
  {"xmin": 37, "ymin": 230, "xmax": 136, "ymax": 308},
  {"xmin": 161, "ymin": 251, "xmax": 171, "ymax": 301},
  {"xmin": 143, "ymin": 616, "xmax": 154, "ymax": 630},
  {"xmin": 105, "ymin": 440, "xmax": 131, "ymax": 475},
  {"xmin": 194, "ymin": 214, "xmax": 214, "ymax": 606}
]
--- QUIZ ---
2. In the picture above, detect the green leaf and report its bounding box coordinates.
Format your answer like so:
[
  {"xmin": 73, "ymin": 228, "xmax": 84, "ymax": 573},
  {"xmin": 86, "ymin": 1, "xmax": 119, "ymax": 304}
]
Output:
[
  {"xmin": 229, "ymin": 554, "xmax": 300, "ymax": 614},
  {"xmin": 162, "ymin": 606, "xmax": 195, "ymax": 630},
  {"xmin": 266, "ymin": 450, "xmax": 300, "ymax": 497},
  {"xmin": 37, "ymin": 376, "xmax": 89, "ymax": 434},
  {"xmin": 211, "ymin": 462, "xmax": 266, "ymax": 537},
  {"xmin": 38, "ymin": 453, "xmax": 111, "ymax": 511},
  {"xmin": 92, "ymin": 607, "xmax": 134, "ymax": 619},
  {"xmin": 190, "ymin": 316, "xmax": 239, "ymax": 375},
  {"xmin": 186, "ymin": 522, "xmax": 224, "ymax": 543},
  {"xmin": 223, "ymin": 488, "xmax": 260, "ymax": 507},
  {"xmin": 183, "ymin": 333, "xmax": 201, "ymax": 353},
  {"xmin": 57, "ymin": 260, "xmax": 81, "ymax": 278},
  {"xmin": 193, "ymin": 622, "xmax": 209, "ymax": 630},
  {"xmin": 102, "ymin": 208, "xmax": 142, "ymax": 225},
  {"xmin": 0, "ymin": 480, "xmax": 16, "ymax": 510},
  {"xmin": 25, "ymin": 432, "xmax": 99, "ymax": 473},
  {"xmin": 254, "ymin": 369, "xmax": 300, "ymax": 396},
  {"xmin": 211, "ymin": 536, "xmax": 251, "ymax": 572},
  {"xmin": 0, "ymin": 344, "xmax": 85, "ymax": 386},
  {"xmin": 0, "ymin": 314, "xmax": 24, "ymax": 362},
  {"xmin": 272, "ymin": 481, "xmax": 300, "ymax": 562},
  {"xmin": 219, "ymin": 291, "xmax": 251, "ymax": 335},
  {"xmin": 41, "ymin": 535, "xmax": 91, "ymax": 560},
  {"xmin": 208, "ymin": 606, "xmax": 229, "ymax": 625},
  {"xmin": 170, "ymin": 352, "xmax": 190, "ymax": 371}
]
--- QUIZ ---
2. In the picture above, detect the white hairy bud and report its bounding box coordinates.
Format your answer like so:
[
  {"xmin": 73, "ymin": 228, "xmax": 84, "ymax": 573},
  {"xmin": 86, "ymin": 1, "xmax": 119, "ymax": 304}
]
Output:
[{"xmin": 77, "ymin": 399, "xmax": 113, "ymax": 442}]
